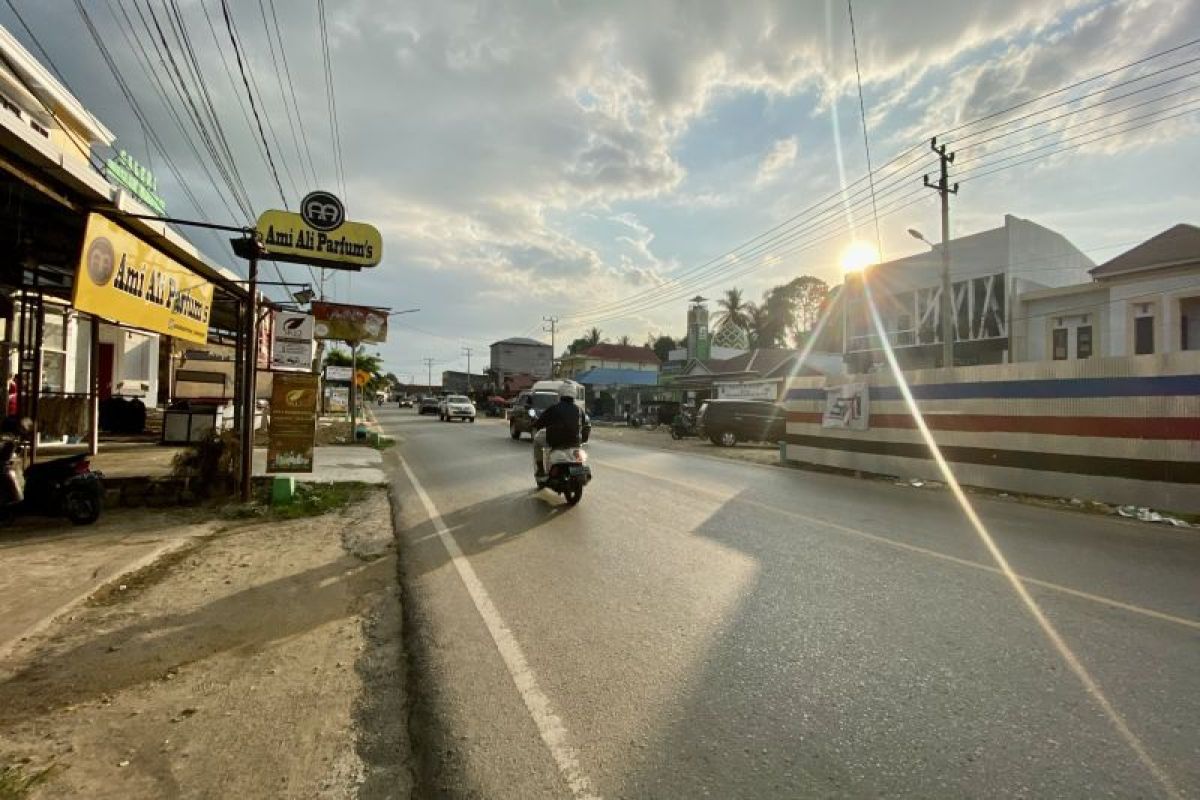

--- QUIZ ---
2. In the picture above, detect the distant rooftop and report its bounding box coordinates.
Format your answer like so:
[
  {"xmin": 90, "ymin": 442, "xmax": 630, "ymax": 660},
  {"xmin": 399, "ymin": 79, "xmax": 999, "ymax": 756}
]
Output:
[
  {"xmin": 492, "ymin": 337, "xmax": 548, "ymax": 346},
  {"xmin": 1089, "ymin": 224, "xmax": 1200, "ymax": 278}
]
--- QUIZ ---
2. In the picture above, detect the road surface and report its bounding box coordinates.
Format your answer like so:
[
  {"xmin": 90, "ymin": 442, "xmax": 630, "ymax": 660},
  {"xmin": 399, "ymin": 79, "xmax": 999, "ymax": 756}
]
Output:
[{"xmin": 379, "ymin": 408, "xmax": 1200, "ymax": 799}]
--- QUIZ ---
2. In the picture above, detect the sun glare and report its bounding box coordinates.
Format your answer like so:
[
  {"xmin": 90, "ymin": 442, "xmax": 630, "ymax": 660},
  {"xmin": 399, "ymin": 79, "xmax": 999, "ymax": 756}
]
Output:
[{"xmin": 840, "ymin": 241, "xmax": 879, "ymax": 274}]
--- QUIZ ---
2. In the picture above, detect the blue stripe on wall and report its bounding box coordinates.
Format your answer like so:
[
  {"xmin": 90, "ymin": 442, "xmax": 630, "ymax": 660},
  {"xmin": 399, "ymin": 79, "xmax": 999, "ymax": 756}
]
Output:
[{"xmin": 785, "ymin": 374, "xmax": 1200, "ymax": 402}]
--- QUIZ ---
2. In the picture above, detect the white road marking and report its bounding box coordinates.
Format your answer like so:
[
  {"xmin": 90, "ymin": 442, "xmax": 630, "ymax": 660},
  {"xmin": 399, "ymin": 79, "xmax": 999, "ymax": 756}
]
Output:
[{"xmin": 399, "ymin": 456, "xmax": 601, "ymax": 800}]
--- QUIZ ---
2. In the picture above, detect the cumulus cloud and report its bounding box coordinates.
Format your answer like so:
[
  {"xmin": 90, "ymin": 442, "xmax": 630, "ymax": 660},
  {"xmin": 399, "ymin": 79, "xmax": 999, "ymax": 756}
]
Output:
[
  {"xmin": 755, "ymin": 137, "xmax": 799, "ymax": 186},
  {"xmin": 7, "ymin": 0, "xmax": 1197, "ymax": 355}
]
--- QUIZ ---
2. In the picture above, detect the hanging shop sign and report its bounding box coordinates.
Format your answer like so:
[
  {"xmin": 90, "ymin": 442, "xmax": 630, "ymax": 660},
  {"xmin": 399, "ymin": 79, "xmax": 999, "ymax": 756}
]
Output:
[
  {"xmin": 267, "ymin": 372, "xmax": 319, "ymax": 473},
  {"xmin": 311, "ymin": 301, "xmax": 387, "ymax": 343},
  {"xmin": 270, "ymin": 310, "xmax": 314, "ymax": 371},
  {"xmin": 72, "ymin": 213, "xmax": 214, "ymax": 345},
  {"xmin": 822, "ymin": 382, "xmax": 870, "ymax": 430},
  {"xmin": 255, "ymin": 191, "xmax": 382, "ymax": 271},
  {"xmin": 324, "ymin": 365, "xmax": 353, "ymax": 382}
]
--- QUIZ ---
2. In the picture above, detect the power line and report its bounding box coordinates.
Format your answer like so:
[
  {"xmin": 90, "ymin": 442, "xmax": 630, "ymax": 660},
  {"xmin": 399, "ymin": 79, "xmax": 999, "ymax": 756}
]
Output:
[
  {"xmin": 847, "ymin": 0, "xmax": 883, "ymax": 257},
  {"xmin": 316, "ymin": 0, "xmax": 347, "ymax": 199},
  {"xmin": 956, "ymin": 103, "xmax": 1200, "ymax": 184},
  {"xmin": 258, "ymin": 0, "xmax": 317, "ymax": 189},
  {"xmin": 218, "ymin": 0, "xmax": 287, "ymax": 207},
  {"xmin": 269, "ymin": 0, "xmax": 320, "ymax": 186},
  {"xmin": 935, "ymin": 37, "xmax": 1200, "ymax": 139}
]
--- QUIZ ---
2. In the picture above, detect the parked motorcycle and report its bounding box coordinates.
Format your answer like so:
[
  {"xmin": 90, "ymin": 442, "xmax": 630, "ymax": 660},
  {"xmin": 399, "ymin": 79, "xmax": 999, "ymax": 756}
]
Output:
[
  {"xmin": 0, "ymin": 432, "xmax": 105, "ymax": 526},
  {"xmin": 533, "ymin": 429, "xmax": 591, "ymax": 505},
  {"xmin": 670, "ymin": 410, "xmax": 698, "ymax": 440}
]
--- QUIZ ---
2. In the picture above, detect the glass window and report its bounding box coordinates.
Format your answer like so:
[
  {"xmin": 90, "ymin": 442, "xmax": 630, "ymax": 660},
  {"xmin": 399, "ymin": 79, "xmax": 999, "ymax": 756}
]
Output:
[
  {"xmin": 1134, "ymin": 316, "xmax": 1155, "ymax": 355},
  {"xmin": 1076, "ymin": 326, "xmax": 1092, "ymax": 359},
  {"xmin": 1052, "ymin": 328, "xmax": 1068, "ymax": 360}
]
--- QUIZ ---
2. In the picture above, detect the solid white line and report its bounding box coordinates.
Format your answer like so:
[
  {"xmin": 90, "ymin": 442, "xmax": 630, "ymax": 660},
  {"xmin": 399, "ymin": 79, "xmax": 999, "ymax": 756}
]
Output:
[{"xmin": 398, "ymin": 456, "xmax": 600, "ymax": 800}]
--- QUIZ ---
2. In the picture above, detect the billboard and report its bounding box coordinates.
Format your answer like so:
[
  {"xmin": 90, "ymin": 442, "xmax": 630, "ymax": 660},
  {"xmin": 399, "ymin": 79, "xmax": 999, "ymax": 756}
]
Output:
[
  {"xmin": 312, "ymin": 301, "xmax": 387, "ymax": 343},
  {"xmin": 72, "ymin": 213, "xmax": 213, "ymax": 344},
  {"xmin": 270, "ymin": 310, "xmax": 314, "ymax": 371}
]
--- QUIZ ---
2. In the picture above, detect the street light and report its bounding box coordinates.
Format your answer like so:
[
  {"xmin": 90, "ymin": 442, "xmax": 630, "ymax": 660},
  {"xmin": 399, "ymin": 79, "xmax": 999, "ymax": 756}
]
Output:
[{"xmin": 909, "ymin": 226, "xmax": 954, "ymax": 367}]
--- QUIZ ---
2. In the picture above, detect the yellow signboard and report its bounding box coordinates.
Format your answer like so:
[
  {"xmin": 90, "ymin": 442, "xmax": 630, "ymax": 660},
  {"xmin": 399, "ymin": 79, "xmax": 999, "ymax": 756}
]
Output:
[
  {"xmin": 72, "ymin": 214, "xmax": 214, "ymax": 345},
  {"xmin": 255, "ymin": 209, "xmax": 383, "ymax": 271}
]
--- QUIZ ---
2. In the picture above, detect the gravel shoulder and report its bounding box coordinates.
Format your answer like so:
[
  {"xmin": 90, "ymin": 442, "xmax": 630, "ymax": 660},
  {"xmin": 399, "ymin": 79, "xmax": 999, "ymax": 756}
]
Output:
[{"xmin": 0, "ymin": 489, "xmax": 410, "ymax": 800}]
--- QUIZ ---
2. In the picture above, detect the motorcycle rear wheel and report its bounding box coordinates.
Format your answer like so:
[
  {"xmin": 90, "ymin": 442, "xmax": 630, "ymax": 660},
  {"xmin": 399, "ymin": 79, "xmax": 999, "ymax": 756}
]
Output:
[
  {"xmin": 563, "ymin": 482, "xmax": 584, "ymax": 505},
  {"xmin": 65, "ymin": 490, "xmax": 101, "ymax": 525}
]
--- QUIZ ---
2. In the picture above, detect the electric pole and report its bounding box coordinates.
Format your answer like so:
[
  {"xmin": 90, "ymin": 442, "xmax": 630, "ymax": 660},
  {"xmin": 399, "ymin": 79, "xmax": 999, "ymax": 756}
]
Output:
[
  {"xmin": 423, "ymin": 357, "xmax": 435, "ymax": 393},
  {"xmin": 543, "ymin": 316, "xmax": 559, "ymax": 377},
  {"xmin": 923, "ymin": 137, "xmax": 958, "ymax": 369},
  {"xmin": 462, "ymin": 347, "xmax": 473, "ymax": 391}
]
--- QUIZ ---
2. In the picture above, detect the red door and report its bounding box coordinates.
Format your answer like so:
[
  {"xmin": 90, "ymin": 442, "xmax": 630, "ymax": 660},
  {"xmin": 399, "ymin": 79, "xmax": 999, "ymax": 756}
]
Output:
[{"xmin": 98, "ymin": 343, "xmax": 115, "ymax": 399}]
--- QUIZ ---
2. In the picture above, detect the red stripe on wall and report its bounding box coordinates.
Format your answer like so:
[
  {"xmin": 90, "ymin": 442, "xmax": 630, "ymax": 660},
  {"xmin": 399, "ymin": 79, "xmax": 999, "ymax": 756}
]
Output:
[{"xmin": 786, "ymin": 411, "xmax": 1200, "ymax": 440}]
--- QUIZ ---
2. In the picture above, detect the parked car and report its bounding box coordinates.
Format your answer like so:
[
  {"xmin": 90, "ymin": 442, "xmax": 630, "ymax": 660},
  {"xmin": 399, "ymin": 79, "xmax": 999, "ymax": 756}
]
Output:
[
  {"xmin": 695, "ymin": 399, "xmax": 787, "ymax": 447},
  {"xmin": 418, "ymin": 396, "xmax": 440, "ymax": 415},
  {"xmin": 508, "ymin": 390, "xmax": 559, "ymax": 440},
  {"xmin": 439, "ymin": 395, "xmax": 476, "ymax": 422}
]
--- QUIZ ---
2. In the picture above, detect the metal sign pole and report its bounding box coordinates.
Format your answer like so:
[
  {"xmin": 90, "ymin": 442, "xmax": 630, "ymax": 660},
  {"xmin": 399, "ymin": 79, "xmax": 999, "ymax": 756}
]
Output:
[
  {"xmin": 349, "ymin": 340, "xmax": 358, "ymax": 438},
  {"xmin": 240, "ymin": 252, "xmax": 259, "ymax": 502}
]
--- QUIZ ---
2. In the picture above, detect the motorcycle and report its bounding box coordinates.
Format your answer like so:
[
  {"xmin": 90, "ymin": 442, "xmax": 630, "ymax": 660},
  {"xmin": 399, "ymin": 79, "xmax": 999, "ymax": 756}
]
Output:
[
  {"xmin": 533, "ymin": 429, "xmax": 591, "ymax": 505},
  {"xmin": 0, "ymin": 435, "xmax": 105, "ymax": 526},
  {"xmin": 670, "ymin": 409, "xmax": 697, "ymax": 440}
]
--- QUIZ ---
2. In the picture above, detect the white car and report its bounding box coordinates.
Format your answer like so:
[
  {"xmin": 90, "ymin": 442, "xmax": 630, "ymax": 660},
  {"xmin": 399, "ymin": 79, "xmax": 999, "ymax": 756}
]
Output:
[{"xmin": 439, "ymin": 395, "xmax": 476, "ymax": 422}]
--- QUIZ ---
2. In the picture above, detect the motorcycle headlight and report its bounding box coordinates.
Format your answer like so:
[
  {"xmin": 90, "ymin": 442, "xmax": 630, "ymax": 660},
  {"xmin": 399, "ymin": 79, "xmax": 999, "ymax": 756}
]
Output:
[{"xmin": 528, "ymin": 409, "xmax": 537, "ymax": 418}]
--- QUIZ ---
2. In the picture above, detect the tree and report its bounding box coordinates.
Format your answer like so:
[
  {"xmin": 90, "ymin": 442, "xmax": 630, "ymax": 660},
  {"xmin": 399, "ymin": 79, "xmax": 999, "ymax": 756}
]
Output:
[
  {"xmin": 716, "ymin": 287, "xmax": 752, "ymax": 330},
  {"xmin": 325, "ymin": 347, "xmax": 386, "ymax": 394},
  {"xmin": 746, "ymin": 302, "xmax": 771, "ymax": 348},
  {"xmin": 585, "ymin": 327, "xmax": 603, "ymax": 347},
  {"xmin": 789, "ymin": 276, "xmax": 829, "ymax": 336},
  {"xmin": 649, "ymin": 334, "xmax": 676, "ymax": 362},
  {"xmin": 617, "ymin": 334, "xmax": 632, "ymax": 346}
]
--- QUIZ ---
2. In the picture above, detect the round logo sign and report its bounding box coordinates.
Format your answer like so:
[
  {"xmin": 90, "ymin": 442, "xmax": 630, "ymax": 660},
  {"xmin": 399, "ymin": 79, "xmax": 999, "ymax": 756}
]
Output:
[
  {"xmin": 85, "ymin": 237, "xmax": 116, "ymax": 286},
  {"xmin": 300, "ymin": 190, "xmax": 344, "ymax": 232}
]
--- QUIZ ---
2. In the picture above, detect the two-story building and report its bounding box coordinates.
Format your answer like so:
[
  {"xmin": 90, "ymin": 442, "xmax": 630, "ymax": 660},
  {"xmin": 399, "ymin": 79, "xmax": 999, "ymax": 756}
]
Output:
[
  {"xmin": 1014, "ymin": 224, "xmax": 1200, "ymax": 361},
  {"xmin": 559, "ymin": 343, "xmax": 660, "ymax": 380},
  {"xmin": 840, "ymin": 214, "xmax": 1094, "ymax": 370},
  {"xmin": 490, "ymin": 337, "xmax": 553, "ymax": 385}
]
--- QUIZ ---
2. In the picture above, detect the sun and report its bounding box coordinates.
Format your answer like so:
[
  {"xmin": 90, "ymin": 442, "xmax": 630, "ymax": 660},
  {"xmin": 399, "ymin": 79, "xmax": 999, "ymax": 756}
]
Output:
[{"xmin": 840, "ymin": 241, "xmax": 880, "ymax": 274}]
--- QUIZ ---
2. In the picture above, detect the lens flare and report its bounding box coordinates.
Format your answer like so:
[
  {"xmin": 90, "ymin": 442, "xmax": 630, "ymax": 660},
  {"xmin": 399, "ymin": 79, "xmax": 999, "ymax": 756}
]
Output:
[
  {"xmin": 859, "ymin": 273, "xmax": 1181, "ymax": 799},
  {"xmin": 840, "ymin": 241, "xmax": 879, "ymax": 274}
]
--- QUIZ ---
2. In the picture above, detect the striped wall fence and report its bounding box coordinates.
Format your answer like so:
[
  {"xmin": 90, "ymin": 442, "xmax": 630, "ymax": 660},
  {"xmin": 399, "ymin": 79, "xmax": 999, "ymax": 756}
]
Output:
[{"xmin": 782, "ymin": 352, "xmax": 1200, "ymax": 513}]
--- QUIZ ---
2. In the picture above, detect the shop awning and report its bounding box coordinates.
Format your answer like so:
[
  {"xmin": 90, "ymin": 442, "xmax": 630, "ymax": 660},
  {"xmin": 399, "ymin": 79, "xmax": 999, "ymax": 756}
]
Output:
[{"xmin": 575, "ymin": 368, "xmax": 659, "ymax": 387}]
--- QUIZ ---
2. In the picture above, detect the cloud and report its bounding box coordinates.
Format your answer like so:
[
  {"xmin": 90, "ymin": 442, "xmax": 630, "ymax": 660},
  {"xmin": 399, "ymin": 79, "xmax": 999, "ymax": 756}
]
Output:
[
  {"xmin": 7, "ymin": 0, "xmax": 1197, "ymax": 351},
  {"xmin": 754, "ymin": 136, "xmax": 799, "ymax": 186}
]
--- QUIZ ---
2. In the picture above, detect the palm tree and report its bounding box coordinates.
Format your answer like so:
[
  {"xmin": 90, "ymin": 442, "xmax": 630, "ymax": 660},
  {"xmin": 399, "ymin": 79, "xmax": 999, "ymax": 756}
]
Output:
[
  {"xmin": 747, "ymin": 302, "xmax": 771, "ymax": 347},
  {"xmin": 717, "ymin": 288, "xmax": 752, "ymax": 330}
]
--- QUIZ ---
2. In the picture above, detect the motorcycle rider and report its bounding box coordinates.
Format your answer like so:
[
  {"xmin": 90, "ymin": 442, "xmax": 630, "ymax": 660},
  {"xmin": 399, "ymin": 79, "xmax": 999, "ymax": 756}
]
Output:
[{"xmin": 532, "ymin": 392, "xmax": 590, "ymax": 485}]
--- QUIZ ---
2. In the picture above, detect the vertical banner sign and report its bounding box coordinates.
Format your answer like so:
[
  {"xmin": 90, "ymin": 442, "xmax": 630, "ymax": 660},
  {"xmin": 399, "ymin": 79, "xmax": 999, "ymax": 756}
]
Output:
[
  {"xmin": 270, "ymin": 310, "xmax": 314, "ymax": 370},
  {"xmin": 822, "ymin": 382, "xmax": 870, "ymax": 430},
  {"xmin": 267, "ymin": 373, "xmax": 319, "ymax": 473}
]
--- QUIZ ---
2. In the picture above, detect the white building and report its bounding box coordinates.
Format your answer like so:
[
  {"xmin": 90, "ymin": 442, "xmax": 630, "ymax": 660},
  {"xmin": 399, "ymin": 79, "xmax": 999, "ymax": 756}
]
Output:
[
  {"xmin": 842, "ymin": 214, "xmax": 1094, "ymax": 369},
  {"xmin": 1015, "ymin": 224, "xmax": 1200, "ymax": 361}
]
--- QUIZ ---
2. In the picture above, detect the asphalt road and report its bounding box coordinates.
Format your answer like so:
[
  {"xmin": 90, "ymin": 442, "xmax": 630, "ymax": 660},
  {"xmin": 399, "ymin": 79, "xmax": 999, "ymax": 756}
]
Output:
[{"xmin": 379, "ymin": 407, "xmax": 1200, "ymax": 799}]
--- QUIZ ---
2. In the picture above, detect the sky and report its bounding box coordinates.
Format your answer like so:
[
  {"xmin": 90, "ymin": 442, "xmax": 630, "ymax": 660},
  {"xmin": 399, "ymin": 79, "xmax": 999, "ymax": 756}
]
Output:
[{"xmin": 3, "ymin": 0, "xmax": 1198, "ymax": 378}]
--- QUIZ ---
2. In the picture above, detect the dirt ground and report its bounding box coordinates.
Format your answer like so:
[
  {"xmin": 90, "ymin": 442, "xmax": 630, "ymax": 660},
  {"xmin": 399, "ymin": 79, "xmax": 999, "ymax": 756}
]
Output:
[{"xmin": 0, "ymin": 490, "xmax": 410, "ymax": 800}]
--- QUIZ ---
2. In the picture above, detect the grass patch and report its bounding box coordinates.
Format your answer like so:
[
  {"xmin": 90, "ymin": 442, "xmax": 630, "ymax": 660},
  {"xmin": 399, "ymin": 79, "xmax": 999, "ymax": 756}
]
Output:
[
  {"xmin": 221, "ymin": 482, "xmax": 372, "ymax": 522},
  {"xmin": 0, "ymin": 763, "xmax": 55, "ymax": 800},
  {"xmin": 369, "ymin": 436, "xmax": 396, "ymax": 451}
]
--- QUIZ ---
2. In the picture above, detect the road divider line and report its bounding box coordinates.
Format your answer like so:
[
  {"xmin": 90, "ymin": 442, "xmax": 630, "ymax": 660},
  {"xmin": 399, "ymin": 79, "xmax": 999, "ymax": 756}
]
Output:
[
  {"xmin": 597, "ymin": 457, "xmax": 1200, "ymax": 632},
  {"xmin": 398, "ymin": 456, "xmax": 601, "ymax": 800}
]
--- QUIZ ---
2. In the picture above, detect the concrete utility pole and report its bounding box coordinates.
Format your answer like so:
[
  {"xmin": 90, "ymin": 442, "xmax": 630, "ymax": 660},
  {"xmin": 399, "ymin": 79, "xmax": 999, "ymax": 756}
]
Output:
[
  {"xmin": 923, "ymin": 137, "xmax": 958, "ymax": 369},
  {"xmin": 543, "ymin": 316, "xmax": 558, "ymax": 355},
  {"xmin": 462, "ymin": 347, "xmax": 472, "ymax": 391},
  {"xmin": 423, "ymin": 357, "xmax": 435, "ymax": 393}
]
